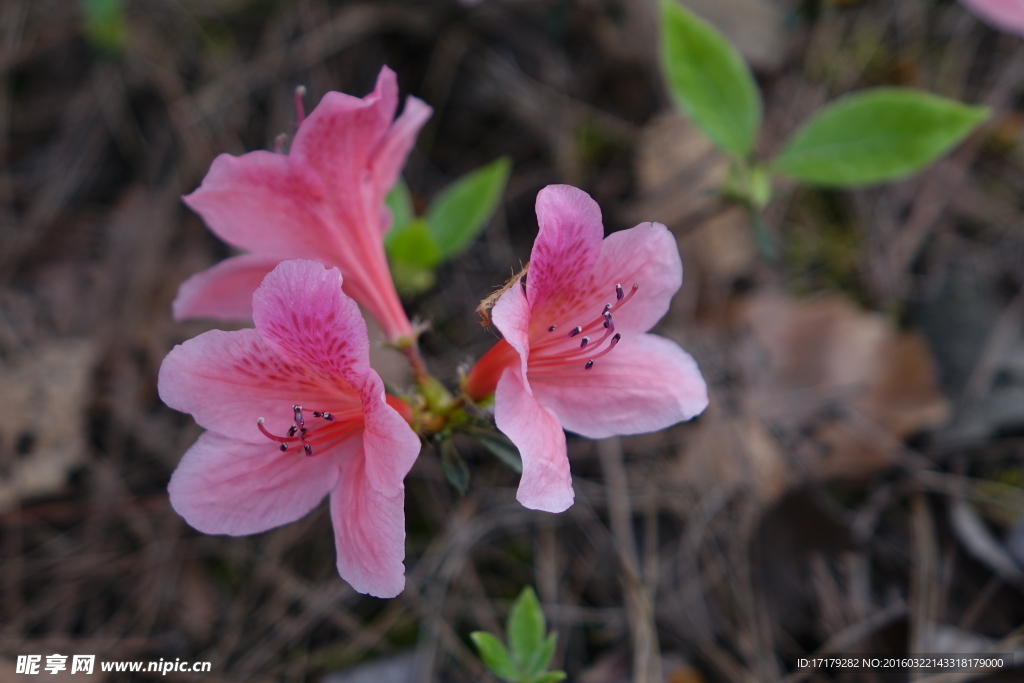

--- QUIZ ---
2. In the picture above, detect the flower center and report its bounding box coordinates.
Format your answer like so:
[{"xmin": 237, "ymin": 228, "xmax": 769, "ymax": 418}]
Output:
[
  {"xmin": 530, "ymin": 282, "xmax": 637, "ymax": 372},
  {"xmin": 257, "ymin": 405, "xmax": 362, "ymax": 456}
]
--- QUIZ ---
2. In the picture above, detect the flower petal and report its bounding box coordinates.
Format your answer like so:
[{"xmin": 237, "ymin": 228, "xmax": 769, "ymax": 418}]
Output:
[
  {"xmin": 491, "ymin": 273, "xmax": 533, "ymax": 380},
  {"xmin": 172, "ymin": 253, "xmax": 282, "ymax": 321},
  {"xmin": 182, "ymin": 150, "xmax": 334, "ymax": 256},
  {"xmin": 252, "ymin": 260, "xmax": 371, "ymax": 388},
  {"xmin": 526, "ymin": 185, "xmax": 604, "ymax": 315},
  {"xmin": 532, "ymin": 333, "xmax": 708, "ymax": 439},
  {"xmin": 158, "ymin": 328, "xmax": 343, "ymax": 443},
  {"xmin": 495, "ymin": 364, "xmax": 574, "ymax": 513},
  {"xmin": 291, "ymin": 67, "xmax": 397, "ymax": 197},
  {"xmin": 961, "ymin": 0, "xmax": 1024, "ymax": 35},
  {"xmin": 360, "ymin": 372, "xmax": 422, "ymax": 497},
  {"xmin": 589, "ymin": 222, "xmax": 682, "ymax": 332},
  {"xmin": 331, "ymin": 449, "xmax": 407, "ymax": 598},
  {"xmin": 369, "ymin": 96, "xmax": 433, "ymax": 234},
  {"xmin": 168, "ymin": 431, "xmax": 340, "ymax": 536}
]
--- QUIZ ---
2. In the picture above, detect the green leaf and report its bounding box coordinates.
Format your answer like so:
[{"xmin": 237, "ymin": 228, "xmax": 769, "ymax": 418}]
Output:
[
  {"xmin": 385, "ymin": 178, "xmax": 415, "ymax": 234},
  {"xmin": 439, "ymin": 439, "xmax": 470, "ymax": 496},
  {"xmin": 525, "ymin": 672, "xmax": 567, "ymax": 683},
  {"xmin": 522, "ymin": 633, "xmax": 557, "ymax": 677},
  {"xmin": 772, "ymin": 88, "xmax": 990, "ymax": 187},
  {"xmin": 386, "ymin": 218, "xmax": 441, "ymax": 296},
  {"xmin": 508, "ymin": 587, "xmax": 545, "ymax": 671},
  {"xmin": 426, "ymin": 157, "xmax": 511, "ymax": 260},
  {"xmin": 470, "ymin": 632, "xmax": 521, "ymax": 682},
  {"xmin": 80, "ymin": 0, "xmax": 127, "ymax": 53},
  {"xmin": 659, "ymin": 0, "xmax": 761, "ymax": 156},
  {"xmin": 463, "ymin": 426, "xmax": 523, "ymax": 473}
]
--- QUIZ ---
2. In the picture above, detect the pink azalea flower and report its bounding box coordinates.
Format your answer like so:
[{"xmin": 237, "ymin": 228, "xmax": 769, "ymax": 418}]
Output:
[
  {"xmin": 464, "ymin": 185, "xmax": 708, "ymax": 513},
  {"xmin": 174, "ymin": 66, "xmax": 432, "ymax": 343},
  {"xmin": 960, "ymin": 0, "xmax": 1024, "ymax": 36},
  {"xmin": 160, "ymin": 260, "xmax": 422, "ymax": 598}
]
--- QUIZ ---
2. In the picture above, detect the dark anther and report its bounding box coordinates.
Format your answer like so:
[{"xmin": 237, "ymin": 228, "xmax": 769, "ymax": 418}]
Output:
[
  {"xmin": 616, "ymin": 284, "xmax": 624, "ymax": 300},
  {"xmin": 603, "ymin": 312, "xmax": 613, "ymax": 329},
  {"xmin": 321, "ymin": 412, "xmax": 333, "ymax": 421},
  {"xmin": 304, "ymin": 444, "xmax": 313, "ymax": 457},
  {"xmin": 611, "ymin": 333, "xmax": 621, "ymax": 345},
  {"xmin": 603, "ymin": 303, "xmax": 612, "ymax": 313},
  {"xmin": 585, "ymin": 360, "xmax": 594, "ymax": 370},
  {"xmin": 279, "ymin": 444, "xmax": 288, "ymax": 452},
  {"xmin": 548, "ymin": 325, "xmax": 557, "ymax": 332},
  {"xmin": 580, "ymin": 336, "xmax": 589, "ymax": 349},
  {"xmin": 300, "ymin": 428, "xmax": 308, "ymax": 438},
  {"xmin": 569, "ymin": 326, "xmax": 582, "ymax": 337},
  {"xmin": 287, "ymin": 426, "xmax": 297, "ymax": 437},
  {"xmin": 293, "ymin": 406, "xmax": 304, "ymax": 426}
]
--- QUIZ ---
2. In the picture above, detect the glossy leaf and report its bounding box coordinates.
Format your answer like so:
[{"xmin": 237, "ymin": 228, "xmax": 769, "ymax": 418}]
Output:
[
  {"xmin": 426, "ymin": 157, "xmax": 511, "ymax": 259},
  {"xmin": 439, "ymin": 439, "xmax": 470, "ymax": 496},
  {"xmin": 508, "ymin": 587, "xmax": 545, "ymax": 671},
  {"xmin": 773, "ymin": 88, "xmax": 990, "ymax": 187},
  {"xmin": 660, "ymin": 0, "xmax": 761, "ymax": 156},
  {"xmin": 464, "ymin": 425, "xmax": 523, "ymax": 473},
  {"xmin": 386, "ymin": 218, "xmax": 441, "ymax": 296},
  {"xmin": 470, "ymin": 632, "xmax": 521, "ymax": 682}
]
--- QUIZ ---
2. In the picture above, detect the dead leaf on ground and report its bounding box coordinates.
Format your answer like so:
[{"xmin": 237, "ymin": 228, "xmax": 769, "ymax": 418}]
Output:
[
  {"xmin": 0, "ymin": 339, "xmax": 94, "ymax": 512},
  {"xmin": 738, "ymin": 293, "xmax": 949, "ymax": 480}
]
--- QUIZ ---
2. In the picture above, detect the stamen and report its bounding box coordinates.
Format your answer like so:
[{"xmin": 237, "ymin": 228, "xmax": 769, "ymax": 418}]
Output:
[
  {"xmin": 603, "ymin": 303, "xmax": 612, "ymax": 314},
  {"xmin": 273, "ymin": 133, "xmax": 288, "ymax": 154},
  {"xmin": 616, "ymin": 283, "xmax": 624, "ymax": 300},
  {"xmin": 585, "ymin": 360, "xmax": 594, "ymax": 370},
  {"xmin": 569, "ymin": 326, "xmax": 582, "ymax": 337},
  {"xmin": 280, "ymin": 444, "xmax": 288, "ymax": 452},
  {"xmin": 257, "ymin": 418, "xmax": 290, "ymax": 444},
  {"xmin": 287, "ymin": 425, "xmax": 297, "ymax": 437},
  {"xmin": 294, "ymin": 85, "xmax": 307, "ymax": 126},
  {"xmin": 580, "ymin": 336, "xmax": 589, "ymax": 349},
  {"xmin": 603, "ymin": 312, "xmax": 613, "ymax": 329},
  {"xmin": 548, "ymin": 325, "xmax": 557, "ymax": 332},
  {"xmin": 304, "ymin": 444, "xmax": 313, "ymax": 457},
  {"xmin": 313, "ymin": 411, "xmax": 334, "ymax": 421},
  {"xmin": 293, "ymin": 405, "xmax": 304, "ymax": 427}
]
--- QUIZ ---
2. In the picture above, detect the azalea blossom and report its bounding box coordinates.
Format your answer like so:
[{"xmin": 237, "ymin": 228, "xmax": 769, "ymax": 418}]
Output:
[
  {"xmin": 174, "ymin": 66, "xmax": 432, "ymax": 343},
  {"xmin": 160, "ymin": 260, "xmax": 422, "ymax": 598},
  {"xmin": 464, "ymin": 185, "xmax": 708, "ymax": 513},
  {"xmin": 960, "ymin": 0, "xmax": 1024, "ymax": 36}
]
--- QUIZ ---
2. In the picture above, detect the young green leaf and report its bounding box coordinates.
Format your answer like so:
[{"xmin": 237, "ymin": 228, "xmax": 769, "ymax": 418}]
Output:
[
  {"xmin": 470, "ymin": 631, "xmax": 521, "ymax": 682},
  {"xmin": 526, "ymin": 672, "xmax": 567, "ymax": 683},
  {"xmin": 386, "ymin": 218, "xmax": 441, "ymax": 296},
  {"xmin": 508, "ymin": 587, "xmax": 546, "ymax": 671},
  {"xmin": 439, "ymin": 439, "xmax": 470, "ymax": 496},
  {"xmin": 659, "ymin": 0, "xmax": 761, "ymax": 157},
  {"xmin": 80, "ymin": 0, "xmax": 127, "ymax": 53},
  {"xmin": 772, "ymin": 88, "xmax": 990, "ymax": 187},
  {"xmin": 385, "ymin": 177, "xmax": 415, "ymax": 234},
  {"xmin": 522, "ymin": 633, "xmax": 557, "ymax": 677},
  {"xmin": 426, "ymin": 157, "xmax": 511, "ymax": 260}
]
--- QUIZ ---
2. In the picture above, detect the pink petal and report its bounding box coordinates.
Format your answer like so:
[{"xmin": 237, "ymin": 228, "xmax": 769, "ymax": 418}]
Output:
[
  {"xmin": 168, "ymin": 431, "xmax": 340, "ymax": 536},
  {"xmin": 526, "ymin": 185, "xmax": 605, "ymax": 314},
  {"xmin": 252, "ymin": 260, "xmax": 371, "ymax": 388},
  {"xmin": 331, "ymin": 450, "xmax": 408, "ymax": 598},
  {"xmin": 159, "ymin": 328, "xmax": 344, "ymax": 443},
  {"xmin": 490, "ymin": 273, "xmax": 533, "ymax": 380},
  {"xmin": 290, "ymin": 67, "xmax": 397, "ymax": 195},
  {"xmin": 369, "ymin": 96, "xmax": 433, "ymax": 234},
  {"xmin": 495, "ymin": 364, "xmax": 574, "ymax": 513},
  {"xmin": 532, "ymin": 333, "xmax": 708, "ymax": 439},
  {"xmin": 172, "ymin": 253, "xmax": 281, "ymax": 321},
  {"xmin": 589, "ymin": 222, "xmax": 682, "ymax": 332},
  {"xmin": 359, "ymin": 372, "xmax": 423, "ymax": 497},
  {"xmin": 182, "ymin": 151, "xmax": 334, "ymax": 256},
  {"xmin": 961, "ymin": 0, "xmax": 1024, "ymax": 35}
]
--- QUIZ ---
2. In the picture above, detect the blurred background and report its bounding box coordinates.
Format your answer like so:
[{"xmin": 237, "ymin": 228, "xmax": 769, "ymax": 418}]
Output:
[{"xmin": 3, "ymin": 0, "xmax": 1024, "ymax": 680}]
